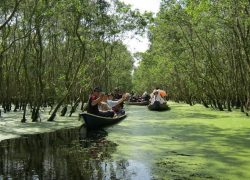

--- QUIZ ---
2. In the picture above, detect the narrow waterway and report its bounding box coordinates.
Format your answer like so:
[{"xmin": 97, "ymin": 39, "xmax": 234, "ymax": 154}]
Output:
[{"xmin": 0, "ymin": 103, "xmax": 250, "ymax": 179}]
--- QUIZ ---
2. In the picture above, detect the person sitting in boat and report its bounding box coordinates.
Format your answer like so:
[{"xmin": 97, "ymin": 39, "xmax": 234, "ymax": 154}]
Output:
[
  {"xmin": 129, "ymin": 95, "xmax": 137, "ymax": 102},
  {"xmin": 99, "ymin": 93, "xmax": 112, "ymax": 111},
  {"xmin": 107, "ymin": 93, "xmax": 129, "ymax": 115},
  {"xmin": 142, "ymin": 91, "xmax": 150, "ymax": 101},
  {"xmin": 86, "ymin": 87, "xmax": 114, "ymax": 117},
  {"xmin": 150, "ymin": 87, "xmax": 159, "ymax": 97},
  {"xmin": 112, "ymin": 87, "xmax": 126, "ymax": 111},
  {"xmin": 113, "ymin": 87, "xmax": 123, "ymax": 100},
  {"xmin": 129, "ymin": 92, "xmax": 141, "ymax": 102},
  {"xmin": 150, "ymin": 90, "xmax": 165, "ymax": 105},
  {"xmin": 129, "ymin": 91, "xmax": 141, "ymax": 102},
  {"xmin": 99, "ymin": 93, "xmax": 129, "ymax": 114}
]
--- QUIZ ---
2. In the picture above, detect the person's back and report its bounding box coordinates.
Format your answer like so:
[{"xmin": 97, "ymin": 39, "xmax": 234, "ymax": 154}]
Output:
[
  {"xmin": 155, "ymin": 94, "xmax": 165, "ymax": 104},
  {"xmin": 150, "ymin": 90, "xmax": 165, "ymax": 105},
  {"xmin": 87, "ymin": 94, "xmax": 99, "ymax": 114}
]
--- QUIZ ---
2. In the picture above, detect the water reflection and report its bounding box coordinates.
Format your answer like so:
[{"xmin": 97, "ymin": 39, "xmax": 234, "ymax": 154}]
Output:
[{"xmin": 0, "ymin": 126, "xmax": 151, "ymax": 180}]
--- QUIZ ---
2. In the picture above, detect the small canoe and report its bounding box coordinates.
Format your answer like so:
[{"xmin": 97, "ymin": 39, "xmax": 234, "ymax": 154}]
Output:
[
  {"xmin": 148, "ymin": 102, "xmax": 170, "ymax": 111},
  {"xmin": 79, "ymin": 112, "xmax": 127, "ymax": 129},
  {"xmin": 126, "ymin": 101, "xmax": 149, "ymax": 106}
]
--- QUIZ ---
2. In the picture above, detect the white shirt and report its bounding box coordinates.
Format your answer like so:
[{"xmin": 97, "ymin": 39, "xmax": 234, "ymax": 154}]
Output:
[
  {"xmin": 150, "ymin": 94, "xmax": 165, "ymax": 104},
  {"xmin": 107, "ymin": 100, "xmax": 119, "ymax": 108}
]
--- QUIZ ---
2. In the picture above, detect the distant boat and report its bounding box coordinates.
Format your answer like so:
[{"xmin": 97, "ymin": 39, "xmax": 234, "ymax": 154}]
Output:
[
  {"xmin": 79, "ymin": 112, "xmax": 127, "ymax": 129},
  {"xmin": 126, "ymin": 101, "xmax": 149, "ymax": 106},
  {"xmin": 148, "ymin": 102, "xmax": 170, "ymax": 111}
]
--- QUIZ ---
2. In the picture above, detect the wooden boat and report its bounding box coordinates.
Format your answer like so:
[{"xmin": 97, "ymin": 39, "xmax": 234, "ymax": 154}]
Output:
[
  {"xmin": 126, "ymin": 101, "xmax": 149, "ymax": 106},
  {"xmin": 79, "ymin": 112, "xmax": 127, "ymax": 129},
  {"xmin": 148, "ymin": 102, "xmax": 170, "ymax": 111}
]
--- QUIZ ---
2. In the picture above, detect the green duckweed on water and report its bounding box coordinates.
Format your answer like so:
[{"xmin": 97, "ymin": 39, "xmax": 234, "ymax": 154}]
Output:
[
  {"xmin": 107, "ymin": 102, "xmax": 250, "ymax": 179},
  {"xmin": 0, "ymin": 102, "xmax": 250, "ymax": 179},
  {"xmin": 0, "ymin": 108, "xmax": 82, "ymax": 141}
]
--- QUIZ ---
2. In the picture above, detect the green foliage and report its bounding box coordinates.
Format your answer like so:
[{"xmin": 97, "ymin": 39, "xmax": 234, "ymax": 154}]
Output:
[
  {"xmin": 133, "ymin": 0, "xmax": 250, "ymax": 112},
  {"xmin": 0, "ymin": 0, "xmax": 148, "ymax": 115}
]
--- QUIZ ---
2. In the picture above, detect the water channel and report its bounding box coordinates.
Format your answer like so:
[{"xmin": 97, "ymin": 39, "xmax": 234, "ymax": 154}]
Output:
[{"xmin": 1, "ymin": 103, "xmax": 250, "ymax": 179}]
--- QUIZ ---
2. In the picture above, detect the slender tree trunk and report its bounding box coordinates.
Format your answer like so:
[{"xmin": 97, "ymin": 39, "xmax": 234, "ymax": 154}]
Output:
[
  {"xmin": 21, "ymin": 103, "xmax": 27, "ymax": 123},
  {"xmin": 69, "ymin": 97, "xmax": 80, "ymax": 117}
]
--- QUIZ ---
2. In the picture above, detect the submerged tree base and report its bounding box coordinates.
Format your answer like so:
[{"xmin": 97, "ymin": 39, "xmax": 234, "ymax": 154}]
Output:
[{"xmin": 0, "ymin": 108, "xmax": 82, "ymax": 142}]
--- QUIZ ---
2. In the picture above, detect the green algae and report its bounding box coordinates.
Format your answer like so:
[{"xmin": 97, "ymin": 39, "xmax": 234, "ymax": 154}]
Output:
[
  {"xmin": 107, "ymin": 102, "xmax": 250, "ymax": 179},
  {"xmin": 1, "ymin": 102, "xmax": 250, "ymax": 179},
  {"xmin": 0, "ymin": 108, "xmax": 82, "ymax": 141}
]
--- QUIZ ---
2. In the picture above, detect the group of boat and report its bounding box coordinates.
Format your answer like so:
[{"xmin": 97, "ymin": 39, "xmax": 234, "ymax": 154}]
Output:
[
  {"xmin": 126, "ymin": 100, "xmax": 170, "ymax": 111},
  {"xmin": 80, "ymin": 93, "xmax": 170, "ymax": 130}
]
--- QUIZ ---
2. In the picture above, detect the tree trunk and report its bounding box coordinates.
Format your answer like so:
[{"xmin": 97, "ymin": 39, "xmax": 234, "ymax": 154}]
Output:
[
  {"xmin": 21, "ymin": 103, "xmax": 27, "ymax": 123},
  {"xmin": 60, "ymin": 105, "xmax": 67, "ymax": 116},
  {"xmin": 48, "ymin": 96, "xmax": 67, "ymax": 121},
  {"xmin": 69, "ymin": 97, "xmax": 80, "ymax": 117}
]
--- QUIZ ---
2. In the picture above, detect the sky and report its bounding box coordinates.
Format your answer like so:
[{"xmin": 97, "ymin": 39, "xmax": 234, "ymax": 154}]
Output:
[{"xmin": 120, "ymin": 0, "xmax": 161, "ymax": 53}]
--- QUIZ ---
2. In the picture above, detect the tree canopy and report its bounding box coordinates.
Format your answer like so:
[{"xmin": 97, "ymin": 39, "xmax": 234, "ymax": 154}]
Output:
[
  {"xmin": 0, "ymin": 0, "xmax": 150, "ymax": 121},
  {"xmin": 133, "ymin": 0, "xmax": 250, "ymax": 114}
]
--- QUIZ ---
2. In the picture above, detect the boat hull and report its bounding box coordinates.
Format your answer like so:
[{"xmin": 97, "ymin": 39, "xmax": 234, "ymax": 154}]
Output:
[
  {"xmin": 126, "ymin": 101, "xmax": 149, "ymax": 106},
  {"xmin": 148, "ymin": 102, "xmax": 170, "ymax": 111},
  {"xmin": 80, "ymin": 113, "xmax": 127, "ymax": 129}
]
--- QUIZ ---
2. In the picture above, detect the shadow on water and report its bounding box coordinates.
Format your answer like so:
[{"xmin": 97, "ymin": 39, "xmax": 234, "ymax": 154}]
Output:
[{"xmin": 0, "ymin": 126, "xmax": 135, "ymax": 180}]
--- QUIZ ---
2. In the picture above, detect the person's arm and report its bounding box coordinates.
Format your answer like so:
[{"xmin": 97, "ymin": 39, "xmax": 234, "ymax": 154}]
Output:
[
  {"xmin": 116, "ymin": 95, "xmax": 126, "ymax": 105},
  {"xmin": 121, "ymin": 93, "xmax": 130, "ymax": 102},
  {"xmin": 109, "ymin": 93, "xmax": 128, "ymax": 107},
  {"xmin": 91, "ymin": 94, "xmax": 104, "ymax": 106}
]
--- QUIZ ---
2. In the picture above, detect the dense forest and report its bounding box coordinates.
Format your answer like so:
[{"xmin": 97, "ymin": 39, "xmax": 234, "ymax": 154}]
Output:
[
  {"xmin": 133, "ymin": 0, "xmax": 250, "ymax": 115},
  {"xmin": 1, "ymin": 0, "xmax": 249, "ymax": 122},
  {"xmin": 0, "ymin": 0, "xmax": 151, "ymax": 121}
]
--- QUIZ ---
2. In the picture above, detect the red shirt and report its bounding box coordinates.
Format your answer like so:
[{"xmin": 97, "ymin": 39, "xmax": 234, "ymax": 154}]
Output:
[{"xmin": 87, "ymin": 95, "xmax": 99, "ymax": 114}]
